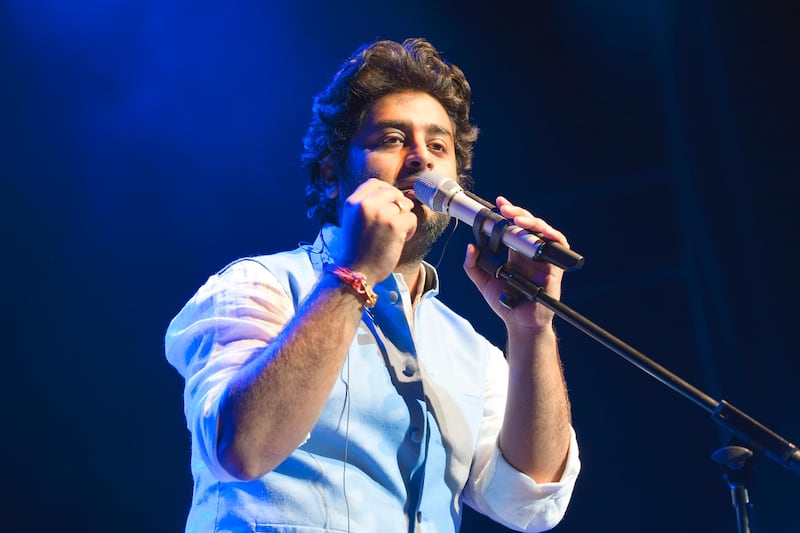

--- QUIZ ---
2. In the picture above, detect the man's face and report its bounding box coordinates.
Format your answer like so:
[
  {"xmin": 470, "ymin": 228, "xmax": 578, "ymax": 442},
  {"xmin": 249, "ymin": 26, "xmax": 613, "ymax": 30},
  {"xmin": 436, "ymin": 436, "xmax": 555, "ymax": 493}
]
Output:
[{"xmin": 341, "ymin": 91, "xmax": 458, "ymax": 263}]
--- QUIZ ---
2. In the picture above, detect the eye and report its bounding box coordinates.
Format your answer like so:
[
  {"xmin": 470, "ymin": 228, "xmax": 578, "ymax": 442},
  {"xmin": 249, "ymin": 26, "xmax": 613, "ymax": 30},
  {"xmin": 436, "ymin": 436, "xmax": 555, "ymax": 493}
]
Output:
[
  {"xmin": 382, "ymin": 135, "xmax": 405, "ymax": 145},
  {"xmin": 373, "ymin": 134, "xmax": 405, "ymax": 150},
  {"xmin": 429, "ymin": 140, "xmax": 447, "ymax": 153}
]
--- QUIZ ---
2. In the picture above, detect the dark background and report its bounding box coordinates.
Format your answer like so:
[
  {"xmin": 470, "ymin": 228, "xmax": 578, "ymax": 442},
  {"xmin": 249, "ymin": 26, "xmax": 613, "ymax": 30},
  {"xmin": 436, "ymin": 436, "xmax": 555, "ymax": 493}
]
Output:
[{"xmin": 3, "ymin": 1, "xmax": 799, "ymax": 532}]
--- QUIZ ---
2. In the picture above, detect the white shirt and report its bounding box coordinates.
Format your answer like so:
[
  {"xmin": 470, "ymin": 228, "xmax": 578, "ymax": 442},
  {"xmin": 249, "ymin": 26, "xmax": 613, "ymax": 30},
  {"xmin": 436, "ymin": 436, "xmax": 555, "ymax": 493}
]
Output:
[{"xmin": 165, "ymin": 224, "xmax": 580, "ymax": 532}]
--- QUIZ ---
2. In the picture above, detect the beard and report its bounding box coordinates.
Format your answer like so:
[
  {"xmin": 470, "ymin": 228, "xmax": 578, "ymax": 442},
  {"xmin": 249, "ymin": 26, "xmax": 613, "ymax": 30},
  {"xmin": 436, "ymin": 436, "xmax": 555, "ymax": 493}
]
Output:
[{"xmin": 397, "ymin": 204, "xmax": 452, "ymax": 266}]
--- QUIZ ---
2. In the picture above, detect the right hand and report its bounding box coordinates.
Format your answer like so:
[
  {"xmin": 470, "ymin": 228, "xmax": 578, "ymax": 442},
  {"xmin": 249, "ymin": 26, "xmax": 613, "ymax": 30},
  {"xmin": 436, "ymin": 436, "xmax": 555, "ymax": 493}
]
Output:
[{"xmin": 338, "ymin": 178, "xmax": 417, "ymax": 283}]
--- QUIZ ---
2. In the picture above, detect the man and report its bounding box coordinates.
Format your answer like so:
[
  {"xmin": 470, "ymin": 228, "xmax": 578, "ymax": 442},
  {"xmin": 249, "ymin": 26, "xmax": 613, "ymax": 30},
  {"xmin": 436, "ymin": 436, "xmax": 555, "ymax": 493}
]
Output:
[{"xmin": 166, "ymin": 38, "xmax": 580, "ymax": 532}]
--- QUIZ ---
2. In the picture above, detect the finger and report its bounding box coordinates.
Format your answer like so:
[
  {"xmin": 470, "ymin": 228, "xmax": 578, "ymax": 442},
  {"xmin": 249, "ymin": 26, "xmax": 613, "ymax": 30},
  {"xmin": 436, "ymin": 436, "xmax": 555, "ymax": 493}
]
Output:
[
  {"xmin": 496, "ymin": 197, "xmax": 569, "ymax": 247},
  {"xmin": 390, "ymin": 196, "xmax": 415, "ymax": 213},
  {"xmin": 359, "ymin": 180, "xmax": 414, "ymax": 212},
  {"xmin": 378, "ymin": 196, "xmax": 415, "ymax": 219},
  {"xmin": 351, "ymin": 182, "xmax": 411, "ymax": 214},
  {"xmin": 464, "ymin": 241, "xmax": 479, "ymax": 269},
  {"xmin": 349, "ymin": 178, "xmax": 404, "ymax": 205},
  {"xmin": 514, "ymin": 215, "xmax": 568, "ymax": 247},
  {"xmin": 377, "ymin": 197, "xmax": 418, "ymax": 241},
  {"xmin": 496, "ymin": 195, "xmax": 531, "ymax": 214}
]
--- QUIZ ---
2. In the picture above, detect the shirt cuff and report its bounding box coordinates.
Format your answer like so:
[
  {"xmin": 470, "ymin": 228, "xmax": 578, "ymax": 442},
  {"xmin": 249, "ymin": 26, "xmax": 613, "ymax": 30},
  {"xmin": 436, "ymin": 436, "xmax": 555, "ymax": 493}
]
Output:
[{"xmin": 474, "ymin": 426, "xmax": 581, "ymax": 532}]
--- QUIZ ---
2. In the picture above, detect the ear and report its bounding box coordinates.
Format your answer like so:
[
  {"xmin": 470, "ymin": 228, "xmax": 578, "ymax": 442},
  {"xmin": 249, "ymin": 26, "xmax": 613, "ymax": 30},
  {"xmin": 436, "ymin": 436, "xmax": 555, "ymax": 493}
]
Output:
[{"xmin": 319, "ymin": 158, "xmax": 339, "ymax": 200}]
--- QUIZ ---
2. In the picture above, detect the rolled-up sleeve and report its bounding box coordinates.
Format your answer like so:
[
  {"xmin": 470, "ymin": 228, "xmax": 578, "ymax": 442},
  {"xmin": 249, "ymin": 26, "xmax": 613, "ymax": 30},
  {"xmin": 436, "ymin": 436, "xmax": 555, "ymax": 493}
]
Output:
[
  {"xmin": 464, "ymin": 349, "xmax": 581, "ymax": 532},
  {"xmin": 164, "ymin": 259, "xmax": 294, "ymax": 481}
]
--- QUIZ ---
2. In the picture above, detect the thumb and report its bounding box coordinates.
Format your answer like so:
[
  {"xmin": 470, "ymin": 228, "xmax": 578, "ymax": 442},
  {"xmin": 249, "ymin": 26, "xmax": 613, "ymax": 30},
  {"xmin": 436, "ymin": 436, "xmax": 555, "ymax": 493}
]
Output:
[{"xmin": 463, "ymin": 243, "xmax": 492, "ymax": 291}]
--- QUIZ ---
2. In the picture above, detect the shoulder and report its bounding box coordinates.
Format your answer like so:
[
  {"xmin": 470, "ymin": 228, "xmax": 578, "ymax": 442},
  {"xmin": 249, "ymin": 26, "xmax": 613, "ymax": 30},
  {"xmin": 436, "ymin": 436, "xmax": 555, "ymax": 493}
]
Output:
[
  {"xmin": 211, "ymin": 248, "xmax": 318, "ymax": 308},
  {"xmin": 217, "ymin": 248, "xmax": 310, "ymax": 278}
]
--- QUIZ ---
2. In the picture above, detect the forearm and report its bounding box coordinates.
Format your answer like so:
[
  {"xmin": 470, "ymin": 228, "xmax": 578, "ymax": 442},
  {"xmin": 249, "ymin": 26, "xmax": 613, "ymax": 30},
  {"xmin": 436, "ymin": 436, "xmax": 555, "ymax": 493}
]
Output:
[
  {"xmin": 217, "ymin": 273, "xmax": 365, "ymax": 480},
  {"xmin": 499, "ymin": 325, "xmax": 572, "ymax": 483}
]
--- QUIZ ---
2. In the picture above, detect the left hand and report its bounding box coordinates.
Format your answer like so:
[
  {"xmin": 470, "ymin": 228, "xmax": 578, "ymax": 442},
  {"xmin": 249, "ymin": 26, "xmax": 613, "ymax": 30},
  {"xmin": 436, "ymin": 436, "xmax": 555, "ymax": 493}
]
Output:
[{"xmin": 463, "ymin": 196, "xmax": 570, "ymax": 335}]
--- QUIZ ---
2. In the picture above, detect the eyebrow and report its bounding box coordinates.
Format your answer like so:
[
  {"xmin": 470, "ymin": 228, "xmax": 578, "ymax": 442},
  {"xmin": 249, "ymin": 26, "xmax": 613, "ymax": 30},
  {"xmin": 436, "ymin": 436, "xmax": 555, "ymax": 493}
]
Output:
[{"xmin": 373, "ymin": 119, "xmax": 454, "ymax": 139}]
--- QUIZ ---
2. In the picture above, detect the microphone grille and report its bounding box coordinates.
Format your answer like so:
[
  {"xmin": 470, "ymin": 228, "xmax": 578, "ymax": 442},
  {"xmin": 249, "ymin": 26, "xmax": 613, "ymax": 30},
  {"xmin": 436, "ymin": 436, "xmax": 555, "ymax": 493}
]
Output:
[{"xmin": 414, "ymin": 172, "xmax": 461, "ymax": 213}]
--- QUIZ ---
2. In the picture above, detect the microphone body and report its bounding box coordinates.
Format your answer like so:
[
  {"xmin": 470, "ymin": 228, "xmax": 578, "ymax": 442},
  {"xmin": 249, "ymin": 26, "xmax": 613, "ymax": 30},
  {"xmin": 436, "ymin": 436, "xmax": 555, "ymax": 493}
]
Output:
[{"xmin": 413, "ymin": 172, "xmax": 584, "ymax": 271}]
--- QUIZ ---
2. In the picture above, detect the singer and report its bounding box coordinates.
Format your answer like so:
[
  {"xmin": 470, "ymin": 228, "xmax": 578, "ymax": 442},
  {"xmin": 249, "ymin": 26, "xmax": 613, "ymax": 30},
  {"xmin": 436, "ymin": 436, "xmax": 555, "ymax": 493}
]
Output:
[{"xmin": 165, "ymin": 38, "xmax": 580, "ymax": 533}]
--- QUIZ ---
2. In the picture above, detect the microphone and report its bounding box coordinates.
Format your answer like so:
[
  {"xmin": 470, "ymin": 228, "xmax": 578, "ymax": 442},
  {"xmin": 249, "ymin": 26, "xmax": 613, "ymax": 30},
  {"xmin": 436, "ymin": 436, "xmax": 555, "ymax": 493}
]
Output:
[{"xmin": 413, "ymin": 172, "xmax": 585, "ymax": 271}]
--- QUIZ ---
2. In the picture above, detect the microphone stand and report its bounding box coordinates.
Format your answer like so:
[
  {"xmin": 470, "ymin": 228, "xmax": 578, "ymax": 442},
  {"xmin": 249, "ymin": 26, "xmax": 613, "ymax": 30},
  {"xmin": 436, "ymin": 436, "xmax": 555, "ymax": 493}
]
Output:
[{"xmin": 470, "ymin": 210, "xmax": 800, "ymax": 533}]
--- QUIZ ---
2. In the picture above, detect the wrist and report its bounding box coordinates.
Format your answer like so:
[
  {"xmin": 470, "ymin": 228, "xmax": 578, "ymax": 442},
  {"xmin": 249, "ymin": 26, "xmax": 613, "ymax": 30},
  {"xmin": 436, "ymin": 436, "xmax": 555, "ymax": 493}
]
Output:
[
  {"xmin": 323, "ymin": 264, "xmax": 378, "ymax": 308},
  {"xmin": 506, "ymin": 321, "xmax": 558, "ymax": 342}
]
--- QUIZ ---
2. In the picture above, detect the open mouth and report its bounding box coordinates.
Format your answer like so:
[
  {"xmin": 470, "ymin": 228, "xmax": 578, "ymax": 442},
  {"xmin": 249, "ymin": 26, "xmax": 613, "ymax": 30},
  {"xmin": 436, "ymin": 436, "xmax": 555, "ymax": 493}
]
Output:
[
  {"xmin": 401, "ymin": 188, "xmax": 425, "ymax": 211},
  {"xmin": 395, "ymin": 180, "xmax": 417, "ymax": 199},
  {"xmin": 400, "ymin": 188, "xmax": 416, "ymax": 200}
]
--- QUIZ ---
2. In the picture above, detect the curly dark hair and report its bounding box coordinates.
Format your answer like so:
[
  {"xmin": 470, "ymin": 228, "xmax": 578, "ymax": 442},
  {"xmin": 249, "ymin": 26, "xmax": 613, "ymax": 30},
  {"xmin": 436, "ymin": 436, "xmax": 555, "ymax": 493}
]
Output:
[{"xmin": 300, "ymin": 37, "xmax": 480, "ymax": 226}]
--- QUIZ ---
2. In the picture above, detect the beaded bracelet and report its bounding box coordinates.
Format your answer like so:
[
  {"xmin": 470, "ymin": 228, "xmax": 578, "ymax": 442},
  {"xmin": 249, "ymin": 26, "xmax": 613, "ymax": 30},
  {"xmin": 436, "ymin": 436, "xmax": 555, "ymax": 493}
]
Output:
[{"xmin": 324, "ymin": 264, "xmax": 378, "ymax": 308}]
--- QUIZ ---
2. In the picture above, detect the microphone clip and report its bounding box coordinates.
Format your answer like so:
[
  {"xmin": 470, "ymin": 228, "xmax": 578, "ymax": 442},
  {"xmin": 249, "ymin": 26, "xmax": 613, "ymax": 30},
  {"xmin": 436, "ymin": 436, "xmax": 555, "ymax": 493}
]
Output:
[{"xmin": 472, "ymin": 207, "xmax": 525, "ymax": 309}]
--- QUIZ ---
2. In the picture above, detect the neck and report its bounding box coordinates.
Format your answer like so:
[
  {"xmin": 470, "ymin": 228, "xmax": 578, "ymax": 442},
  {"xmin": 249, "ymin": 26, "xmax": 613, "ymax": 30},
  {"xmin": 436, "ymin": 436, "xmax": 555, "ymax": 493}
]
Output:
[{"xmin": 395, "ymin": 260, "xmax": 424, "ymax": 302}]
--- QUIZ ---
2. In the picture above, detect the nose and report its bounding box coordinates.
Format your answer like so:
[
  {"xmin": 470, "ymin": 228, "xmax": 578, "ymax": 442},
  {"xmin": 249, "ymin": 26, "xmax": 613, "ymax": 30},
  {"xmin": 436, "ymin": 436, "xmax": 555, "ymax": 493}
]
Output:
[{"xmin": 405, "ymin": 142, "xmax": 434, "ymax": 171}]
